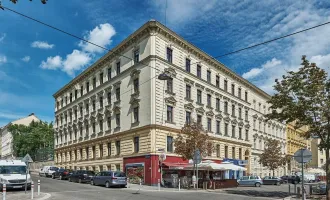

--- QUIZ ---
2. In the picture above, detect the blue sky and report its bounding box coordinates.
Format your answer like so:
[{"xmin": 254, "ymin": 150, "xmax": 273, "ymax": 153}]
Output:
[{"xmin": 1, "ymin": 0, "xmax": 330, "ymax": 126}]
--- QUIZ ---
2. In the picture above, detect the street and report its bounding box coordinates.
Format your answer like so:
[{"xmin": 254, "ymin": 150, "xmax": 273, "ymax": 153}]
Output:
[{"xmin": 1, "ymin": 175, "xmax": 288, "ymax": 200}]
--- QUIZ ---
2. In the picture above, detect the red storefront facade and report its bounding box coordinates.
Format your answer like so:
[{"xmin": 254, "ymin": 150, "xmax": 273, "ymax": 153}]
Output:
[{"xmin": 124, "ymin": 154, "xmax": 222, "ymax": 185}]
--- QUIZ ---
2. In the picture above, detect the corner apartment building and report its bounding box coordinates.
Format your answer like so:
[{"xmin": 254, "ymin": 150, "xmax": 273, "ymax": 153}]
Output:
[
  {"xmin": 53, "ymin": 20, "xmax": 286, "ymax": 185},
  {"xmin": 0, "ymin": 113, "xmax": 40, "ymax": 159},
  {"xmin": 310, "ymin": 139, "xmax": 326, "ymax": 168}
]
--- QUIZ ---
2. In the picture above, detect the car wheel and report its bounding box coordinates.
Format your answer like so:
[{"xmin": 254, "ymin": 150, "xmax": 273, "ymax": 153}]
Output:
[
  {"xmin": 52, "ymin": 174, "xmax": 55, "ymax": 179},
  {"xmin": 255, "ymin": 183, "xmax": 261, "ymax": 187},
  {"xmin": 78, "ymin": 179, "xmax": 82, "ymax": 184},
  {"xmin": 120, "ymin": 185, "xmax": 126, "ymax": 188},
  {"xmin": 59, "ymin": 175, "xmax": 62, "ymax": 180},
  {"xmin": 105, "ymin": 181, "xmax": 110, "ymax": 188},
  {"xmin": 90, "ymin": 180, "xmax": 94, "ymax": 186}
]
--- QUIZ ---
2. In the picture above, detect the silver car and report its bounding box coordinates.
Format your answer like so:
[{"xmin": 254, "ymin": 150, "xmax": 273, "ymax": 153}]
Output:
[
  {"xmin": 237, "ymin": 176, "xmax": 263, "ymax": 187},
  {"xmin": 91, "ymin": 171, "xmax": 127, "ymax": 188}
]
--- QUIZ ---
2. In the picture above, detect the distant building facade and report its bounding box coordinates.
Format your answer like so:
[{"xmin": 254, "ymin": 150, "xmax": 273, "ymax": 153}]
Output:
[
  {"xmin": 0, "ymin": 113, "xmax": 40, "ymax": 159},
  {"xmin": 310, "ymin": 138, "xmax": 325, "ymax": 168}
]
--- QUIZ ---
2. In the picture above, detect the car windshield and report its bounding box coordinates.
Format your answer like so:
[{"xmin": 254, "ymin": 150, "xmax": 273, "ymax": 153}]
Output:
[
  {"xmin": 50, "ymin": 167, "xmax": 58, "ymax": 171},
  {"xmin": 86, "ymin": 171, "xmax": 95, "ymax": 175},
  {"xmin": 0, "ymin": 166, "xmax": 26, "ymax": 174},
  {"xmin": 114, "ymin": 172, "xmax": 126, "ymax": 177}
]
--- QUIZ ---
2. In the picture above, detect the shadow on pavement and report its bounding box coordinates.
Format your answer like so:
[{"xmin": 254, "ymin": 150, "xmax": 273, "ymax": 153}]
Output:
[{"xmin": 224, "ymin": 189, "xmax": 290, "ymax": 198}]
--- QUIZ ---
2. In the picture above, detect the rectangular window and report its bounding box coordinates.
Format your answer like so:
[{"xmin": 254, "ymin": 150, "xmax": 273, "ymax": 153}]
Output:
[
  {"xmin": 116, "ymin": 141, "xmax": 120, "ymax": 155},
  {"xmin": 80, "ymin": 86, "xmax": 83, "ymax": 96},
  {"xmin": 239, "ymin": 128, "xmax": 242, "ymax": 139},
  {"xmin": 238, "ymin": 87, "xmax": 241, "ymax": 99},
  {"xmin": 239, "ymin": 107, "xmax": 242, "ymax": 119},
  {"xmin": 186, "ymin": 85, "xmax": 191, "ymax": 99},
  {"xmin": 225, "ymin": 123, "xmax": 228, "ymax": 136},
  {"xmin": 70, "ymin": 93, "xmax": 72, "ymax": 103},
  {"xmin": 134, "ymin": 50, "xmax": 139, "ymax": 63},
  {"xmin": 116, "ymin": 61, "xmax": 121, "ymax": 75},
  {"xmin": 232, "ymin": 125, "xmax": 235, "ymax": 138},
  {"xmin": 92, "ymin": 146, "xmax": 96, "ymax": 159},
  {"xmin": 167, "ymin": 47, "xmax": 173, "ymax": 63},
  {"xmin": 80, "ymin": 106, "xmax": 83, "ymax": 116},
  {"xmin": 207, "ymin": 94, "xmax": 211, "ymax": 107},
  {"xmin": 167, "ymin": 78, "xmax": 173, "ymax": 93},
  {"xmin": 86, "ymin": 82, "xmax": 90, "ymax": 92},
  {"xmin": 216, "ymin": 75, "xmax": 220, "ymax": 87},
  {"xmin": 85, "ymin": 103, "xmax": 89, "ymax": 113},
  {"xmin": 134, "ymin": 137, "xmax": 139, "ymax": 153},
  {"xmin": 100, "ymin": 72, "xmax": 104, "ymax": 84},
  {"xmin": 232, "ymin": 105, "xmax": 235, "ymax": 117},
  {"xmin": 186, "ymin": 111, "xmax": 191, "ymax": 125},
  {"xmin": 224, "ymin": 80, "xmax": 228, "ymax": 92},
  {"xmin": 134, "ymin": 78, "xmax": 139, "ymax": 93},
  {"xmin": 74, "ymin": 110, "xmax": 77, "ymax": 119},
  {"xmin": 85, "ymin": 124, "xmax": 89, "ymax": 136},
  {"xmin": 245, "ymin": 110, "xmax": 248, "ymax": 120},
  {"xmin": 197, "ymin": 115, "xmax": 202, "ymax": 124},
  {"xmin": 116, "ymin": 88, "xmax": 120, "ymax": 101},
  {"xmin": 207, "ymin": 118, "xmax": 212, "ymax": 132},
  {"xmin": 231, "ymin": 84, "xmax": 235, "ymax": 95},
  {"xmin": 116, "ymin": 114, "xmax": 120, "ymax": 127},
  {"xmin": 185, "ymin": 58, "xmax": 191, "ymax": 72},
  {"xmin": 108, "ymin": 67, "xmax": 112, "ymax": 81},
  {"xmin": 99, "ymin": 144, "xmax": 103, "ymax": 158},
  {"xmin": 93, "ymin": 77, "xmax": 96, "ymax": 88},
  {"xmin": 107, "ymin": 92, "xmax": 111, "ymax": 104},
  {"xmin": 216, "ymin": 144, "xmax": 220, "ymax": 158},
  {"xmin": 232, "ymin": 147, "xmax": 235, "ymax": 159},
  {"xmin": 197, "ymin": 90, "xmax": 202, "ymax": 104},
  {"xmin": 75, "ymin": 90, "xmax": 78, "ymax": 99},
  {"xmin": 216, "ymin": 98, "xmax": 220, "ymax": 111},
  {"xmin": 167, "ymin": 106, "xmax": 173, "ymax": 122},
  {"xmin": 99, "ymin": 96, "xmax": 103, "ymax": 108},
  {"xmin": 225, "ymin": 146, "xmax": 228, "ymax": 158},
  {"xmin": 216, "ymin": 121, "xmax": 220, "ymax": 134},
  {"xmin": 86, "ymin": 147, "xmax": 89, "ymax": 159},
  {"xmin": 92, "ymin": 122, "xmax": 96, "ymax": 133},
  {"xmin": 245, "ymin": 91, "xmax": 248, "ymax": 101},
  {"xmin": 197, "ymin": 65, "xmax": 201, "ymax": 78},
  {"xmin": 65, "ymin": 96, "xmax": 67, "ymax": 105},
  {"xmin": 207, "ymin": 70, "xmax": 211, "ymax": 82},
  {"xmin": 92, "ymin": 100, "xmax": 96, "ymax": 111},
  {"xmin": 107, "ymin": 117, "xmax": 111, "ymax": 130},
  {"xmin": 167, "ymin": 136, "xmax": 173, "ymax": 152},
  {"xmin": 133, "ymin": 107, "xmax": 139, "ymax": 123},
  {"xmin": 239, "ymin": 148, "xmax": 242, "ymax": 160},
  {"xmin": 224, "ymin": 102, "xmax": 228, "ymax": 114},
  {"xmin": 99, "ymin": 120, "xmax": 103, "ymax": 131},
  {"xmin": 107, "ymin": 142, "xmax": 111, "ymax": 156}
]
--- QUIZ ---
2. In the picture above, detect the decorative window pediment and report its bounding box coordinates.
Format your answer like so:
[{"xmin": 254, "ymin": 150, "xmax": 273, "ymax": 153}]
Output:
[
  {"xmin": 223, "ymin": 96, "xmax": 230, "ymax": 101},
  {"xmin": 245, "ymin": 124, "xmax": 251, "ymax": 129},
  {"xmin": 206, "ymin": 111, "xmax": 214, "ymax": 117},
  {"xmin": 165, "ymin": 96, "xmax": 177, "ymax": 106},
  {"xmin": 164, "ymin": 67, "xmax": 177, "ymax": 78},
  {"xmin": 96, "ymin": 113, "xmax": 104, "ymax": 120},
  {"xmin": 130, "ymin": 69, "xmax": 141, "ymax": 78},
  {"xmin": 113, "ymin": 81, "xmax": 121, "ymax": 88},
  {"xmin": 224, "ymin": 117, "xmax": 231, "ymax": 123},
  {"xmin": 205, "ymin": 88, "xmax": 214, "ymax": 94},
  {"xmin": 196, "ymin": 107, "xmax": 205, "ymax": 115},
  {"xmin": 130, "ymin": 96, "xmax": 140, "ymax": 107},
  {"xmin": 105, "ymin": 86, "xmax": 112, "ymax": 92},
  {"xmin": 184, "ymin": 77, "xmax": 194, "ymax": 85},
  {"xmin": 252, "ymin": 114, "xmax": 258, "ymax": 119},
  {"xmin": 113, "ymin": 105, "xmax": 121, "ymax": 113},
  {"xmin": 214, "ymin": 92, "xmax": 221, "ymax": 97},
  {"xmin": 238, "ymin": 121, "xmax": 244, "ymax": 127},
  {"xmin": 184, "ymin": 103, "xmax": 195, "ymax": 111},
  {"xmin": 90, "ymin": 95, "xmax": 96, "ymax": 100},
  {"xmin": 231, "ymin": 119, "xmax": 238, "ymax": 125},
  {"xmin": 195, "ymin": 83, "xmax": 205, "ymax": 90},
  {"xmin": 97, "ymin": 91, "xmax": 104, "ymax": 97},
  {"xmin": 215, "ymin": 114, "xmax": 223, "ymax": 120},
  {"xmin": 258, "ymin": 117, "xmax": 264, "ymax": 121}
]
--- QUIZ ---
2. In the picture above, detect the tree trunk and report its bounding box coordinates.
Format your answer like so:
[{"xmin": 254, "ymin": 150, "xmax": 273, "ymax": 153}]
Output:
[
  {"xmin": 326, "ymin": 148, "xmax": 330, "ymax": 200},
  {"xmin": 273, "ymin": 169, "xmax": 275, "ymax": 177}
]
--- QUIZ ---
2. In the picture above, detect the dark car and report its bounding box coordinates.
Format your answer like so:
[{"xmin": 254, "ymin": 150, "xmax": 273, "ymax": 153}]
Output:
[
  {"xmin": 51, "ymin": 168, "xmax": 72, "ymax": 180},
  {"xmin": 68, "ymin": 170, "xmax": 95, "ymax": 183},
  {"xmin": 91, "ymin": 171, "xmax": 127, "ymax": 188},
  {"xmin": 263, "ymin": 176, "xmax": 282, "ymax": 185},
  {"xmin": 288, "ymin": 175, "xmax": 301, "ymax": 184},
  {"xmin": 281, "ymin": 176, "xmax": 289, "ymax": 183}
]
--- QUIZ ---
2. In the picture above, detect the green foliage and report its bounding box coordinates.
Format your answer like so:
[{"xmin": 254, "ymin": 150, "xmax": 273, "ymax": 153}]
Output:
[
  {"xmin": 259, "ymin": 138, "xmax": 287, "ymax": 175},
  {"xmin": 8, "ymin": 120, "xmax": 54, "ymax": 161}
]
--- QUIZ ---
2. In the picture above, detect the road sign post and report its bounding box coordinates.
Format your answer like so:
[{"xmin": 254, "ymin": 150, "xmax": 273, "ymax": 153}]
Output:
[
  {"xmin": 193, "ymin": 149, "xmax": 201, "ymax": 190},
  {"xmin": 159, "ymin": 151, "xmax": 166, "ymax": 186},
  {"xmin": 293, "ymin": 149, "xmax": 312, "ymax": 200},
  {"xmin": 22, "ymin": 154, "xmax": 34, "ymax": 194}
]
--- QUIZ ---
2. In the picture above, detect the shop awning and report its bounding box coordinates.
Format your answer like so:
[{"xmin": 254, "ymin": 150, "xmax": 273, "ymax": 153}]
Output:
[
  {"xmin": 184, "ymin": 160, "xmax": 246, "ymax": 171},
  {"xmin": 162, "ymin": 162, "xmax": 190, "ymax": 170}
]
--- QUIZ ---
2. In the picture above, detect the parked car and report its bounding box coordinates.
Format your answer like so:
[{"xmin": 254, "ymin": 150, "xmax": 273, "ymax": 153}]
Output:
[
  {"xmin": 280, "ymin": 176, "xmax": 289, "ymax": 183},
  {"xmin": 52, "ymin": 168, "xmax": 72, "ymax": 180},
  {"xmin": 288, "ymin": 175, "xmax": 301, "ymax": 184},
  {"xmin": 91, "ymin": 171, "xmax": 127, "ymax": 188},
  {"xmin": 237, "ymin": 176, "xmax": 263, "ymax": 187},
  {"xmin": 262, "ymin": 176, "xmax": 282, "ymax": 185},
  {"xmin": 68, "ymin": 170, "xmax": 95, "ymax": 183},
  {"xmin": 39, "ymin": 166, "xmax": 58, "ymax": 178}
]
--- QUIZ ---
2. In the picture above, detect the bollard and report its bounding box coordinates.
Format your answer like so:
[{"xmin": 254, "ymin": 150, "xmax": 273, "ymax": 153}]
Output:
[
  {"xmin": 31, "ymin": 181, "xmax": 34, "ymax": 199},
  {"xmin": 179, "ymin": 179, "xmax": 181, "ymax": 191},
  {"xmin": 294, "ymin": 184, "xmax": 297, "ymax": 194},
  {"xmin": 288, "ymin": 183, "xmax": 291, "ymax": 195},
  {"xmin": 3, "ymin": 184, "xmax": 6, "ymax": 200},
  {"xmin": 37, "ymin": 180, "xmax": 40, "ymax": 196},
  {"xmin": 127, "ymin": 178, "xmax": 130, "ymax": 188},
  {"xmin": 158, "ymin": 179, "xmax": 160, "ymax": 191}
]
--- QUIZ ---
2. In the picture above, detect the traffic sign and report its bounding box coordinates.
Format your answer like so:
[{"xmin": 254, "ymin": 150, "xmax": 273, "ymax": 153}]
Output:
[
  {"xmin": 193, "ymin": 149, "xmax": 202, "ymax": 164},
  {"xmin": 22, "ymin": 154, "xmax": 33, "ymax": 163},
  {"xmin": 159, "ymin": 152, "xmax": 166, "ymax": 162},
  {"xmin": 294, "ymin": 149, "xmax": 312, "ymax": 163}
]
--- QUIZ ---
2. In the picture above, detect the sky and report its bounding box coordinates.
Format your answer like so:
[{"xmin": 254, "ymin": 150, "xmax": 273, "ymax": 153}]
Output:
[{"xmin": 1, "ymin": 0, "xmax": 330, "ymax": 126}]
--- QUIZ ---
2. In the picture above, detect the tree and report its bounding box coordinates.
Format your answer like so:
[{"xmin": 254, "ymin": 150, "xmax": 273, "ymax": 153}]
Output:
[
  {"xmin": 266, "ymin": 55, "xmax": 330, "ymax": 199},
  {"xmin": 259, "ymin": 138, "xmax": 287, "ymax": 176},
  {"xmin": 8, "ymin": 120, "xmax": 54, "ymax": 161},
  {"xmin": 174, "ymin": 121, "xmax": 213, "ymax": 161}
]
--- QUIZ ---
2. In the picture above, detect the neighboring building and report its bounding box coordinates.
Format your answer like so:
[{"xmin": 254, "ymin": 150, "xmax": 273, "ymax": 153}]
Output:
[
  {"xmin": 53, "ymin": 20, "xmax": 286, "ymax": 185},
  {"xmin": 1, "ymin": 113, "xmax": 40, "ymax": 159},
  {"xmin": 286, "ymin": 122, "xmax": 310, "ymax": 174},
  {"xmin": 310, "ymin": 138, "xmax": 325, "ymax": 168}
]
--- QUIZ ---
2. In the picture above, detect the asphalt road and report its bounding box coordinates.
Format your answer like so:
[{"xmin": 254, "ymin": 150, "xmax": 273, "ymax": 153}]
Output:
[{"xmin": 22, "ymin": 175, "xmax": 289, "ymax": 200}]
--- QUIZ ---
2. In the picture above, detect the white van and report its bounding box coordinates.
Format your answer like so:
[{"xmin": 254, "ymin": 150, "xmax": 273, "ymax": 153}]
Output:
[
  {"xmin": 39, "ymin": 166, "xmax": 58, "ymax": 177},
  {"xmin": 0, "ymin": 160, "xmax": 32, "ymax": 190}
]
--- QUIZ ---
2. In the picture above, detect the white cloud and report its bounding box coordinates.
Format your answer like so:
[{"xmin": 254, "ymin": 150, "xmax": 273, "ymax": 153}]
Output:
[
  {"xmin": 40, "ymin": 56, "xmax": 62, "ymax": 70},
  {"xmin": 79, "ymin": 23, "xmax": 116, "ymax": 53},
  {"xmin": 0, "ymin": 33, "xmax": 6, "ymax": 42},
  {"xmin": 31, "ymin": 41, "xmax": 55, "ymax": 49},
  {"xmin": 0, "ymin": 55, "xmax": 7, "ymax": 64},
  {"xmin": 21, "ymin": 56, "xmax": 31, "ymax": 62},
  {"xmin": 242, "ymin": 58, "xmax": 281, "ymax": 79}
]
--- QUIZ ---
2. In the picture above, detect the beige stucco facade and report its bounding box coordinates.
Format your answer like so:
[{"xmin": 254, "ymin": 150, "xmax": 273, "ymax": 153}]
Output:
[{"xmin": 53, "ymin": 20, "xmax": 286, "ymax": 177}]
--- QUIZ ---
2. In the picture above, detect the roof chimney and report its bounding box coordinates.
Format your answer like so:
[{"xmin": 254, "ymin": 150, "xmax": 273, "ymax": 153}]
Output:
[{"xmin": 29, "ymin": 113, "xmax": 35, "ymax": 116}]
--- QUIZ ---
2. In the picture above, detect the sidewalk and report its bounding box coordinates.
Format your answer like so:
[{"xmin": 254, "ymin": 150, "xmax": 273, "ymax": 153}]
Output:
[
  {"xmin": 125, "ymin": 183, "xmax": 191, "ymax": 192},
  {"xmin": 2, "ymin": 192, "xmax": 51, "ymax": 200}
]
